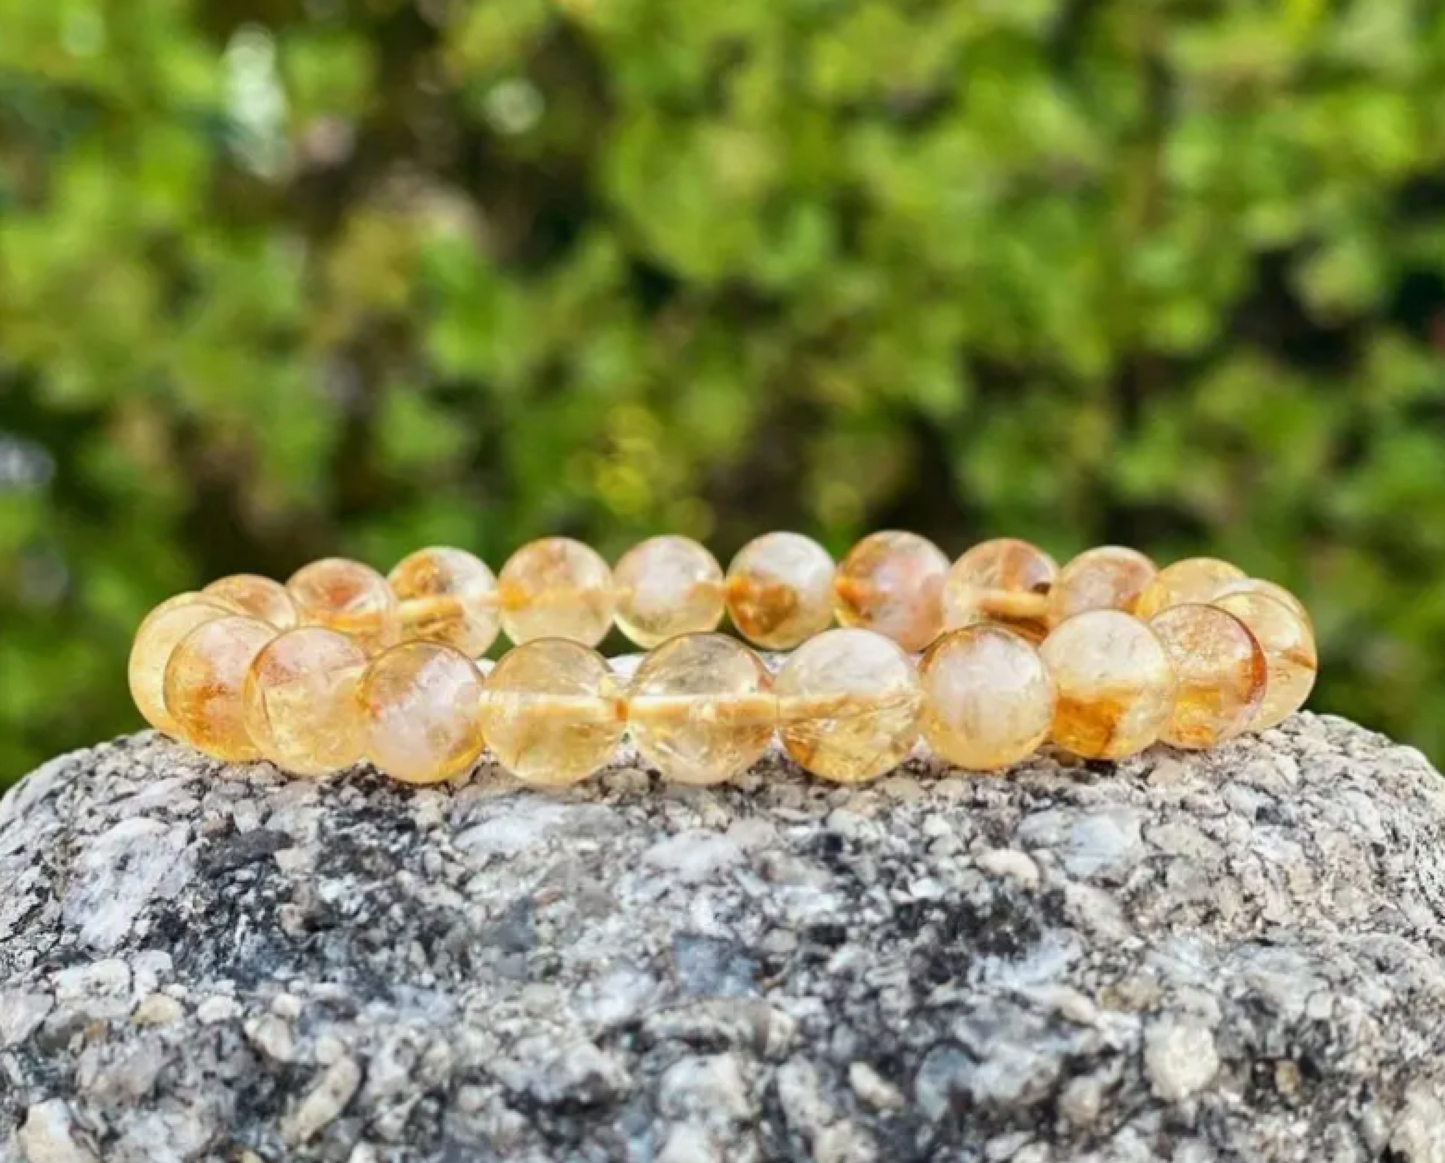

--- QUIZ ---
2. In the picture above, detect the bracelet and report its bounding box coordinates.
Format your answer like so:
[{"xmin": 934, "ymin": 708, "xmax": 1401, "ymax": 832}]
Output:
[{"xmin": 126, "ymin": 534, "xmax": 1318, "ymax": 788}]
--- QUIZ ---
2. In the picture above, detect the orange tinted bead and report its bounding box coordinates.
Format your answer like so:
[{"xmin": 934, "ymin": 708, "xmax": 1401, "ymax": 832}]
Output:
[
  {"xmin": 1134, "ymin": 557, "xmax": 1246, "ymax": 621},
  {"xmin": 834, "ymin": 531, "xmax": 949, "ymax": 652},
  {"xmin": 1211, "ymin": 591, "xmax": 1318, "ymax": 730},
  {"xmin": 388, "ymin": 546, "xmax": 500, "ymax": 657},
  {"xmin": 128, "ymin": 594, "xmax": 232, "ymax": 736},
  {"xmin": 1209, "ymin": 577, "xmax": 1313, "ymax": 633},
  {"xmin": 287, "ymin": 558, "xmax": 400, "ymax": 655},
  {"xmin": 942, "ymin": 538, "xmax": 1058, "ymax": 643},
  {"xmin": 1149, "ymin": 604, "xmax": 1267, "ymax": 750},
  {"xmin": 359, "ymin": 642, "xmax": 485, "ymax": 784},
  {"xmin": 243, "ymin": 627, "xmax": 368, "ymax": 777},
  {"xmin": 613, "ymin": 536, "xmax": 725, "ymax": 648},
  {"xmin": 1047, "ymin": 547, "xmax": 1158, "ymax": 627},
  {"xmin": 498, "ymin": 537, "xmax": 616, "ymax": 647},
  {"xmin": 163, "ymin": 615, "xmax": 277, "ymax": 762},
  {"xmin": 725, "ymin": 532, "xmax": 835, "ymax": 649},
  {"xmin": 203, "ymin": 575, "xmax": 298, "ymax": 629}
]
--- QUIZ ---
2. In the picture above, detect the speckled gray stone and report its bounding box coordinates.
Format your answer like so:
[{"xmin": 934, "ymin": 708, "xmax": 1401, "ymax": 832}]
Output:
[{"xmin": 2, "ymin": 713, "xmax": 1445, "ymax": 1162}]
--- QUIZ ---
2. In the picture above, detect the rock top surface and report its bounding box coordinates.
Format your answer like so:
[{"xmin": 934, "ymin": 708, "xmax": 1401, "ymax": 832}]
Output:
[{"xmin": 2, "ymin": 715, "xmax": 1445, "ymax": 1162}]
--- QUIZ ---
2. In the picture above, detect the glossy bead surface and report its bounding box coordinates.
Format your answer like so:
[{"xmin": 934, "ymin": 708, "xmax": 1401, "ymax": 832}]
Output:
[
  {"xmin": 834, "ymin": 531, "xmax": 949, "ymax": 652},
  {"xmin": 243, "ymin": 627, "xmax": 368, "ymax": 777},
  {"xmin": 942, "ymin": 538, "xmax": 1058, "ymax": 643},
  {"xmin": 498, "ymin": 537, "xmax": 616, "ymax": 647},
  {"xmin": 626, "ymin": 633, "xmax": 775, "ymax": 786},
  {"xmin": 287, "ymin": 558, "xmax": 400, "ymax": 655},
  {"xmin": 203, "ymin": 575, "xmax": 298, "ymax": 629},
  {"xmin": 359, "ymin": 642, "xmax": 485, "ymax": 784},
  {"xmin": 1149, "ymin": 604, "xmax": 1267, "ymax": 750},
  {"xmin": 1211, "ymin": 591, "xmax": 1318, "ymax": 730},
  {"xmin": 1209, "ymin": 577, "xmax": 1313, "ymax": 632},
  {"xmin": 918, "ymin": 626, "xmax": 1056, "ymax": 771},
  {"xmin": 1134, "ymin": 557, "xmax": 1247, "ymax": 621},
  {"xmin": 128, "ymin": 594, "xmax": 232, "ymax": 736},
  {"xmin": 163, "ymin": 615, "xmax": 277, "ymax": 762},
  {"xmin": 776, "ymin": 628, "xmax": 922, "ymax": 783},
  {"xmin": 725, "ymin": 532, "xmax": 836, "ymax": 649},
  {"xmin": 388, "ymin": 546, "xmax": 500, "ymax": 657},
  {"xmin": 613, "ymin": 535, "xmax": 725, "ymax": 648},
  {"xmin": 1039, "ymin": 611, "xmax": 1178, "ymax": 760},
  {"xmin": 1047, "ymin": 547, "xmax": 1158, "ymax": 627},
  {"xmin": 480, "ymin": 640, "xmax": 625, "ymax": 787}
]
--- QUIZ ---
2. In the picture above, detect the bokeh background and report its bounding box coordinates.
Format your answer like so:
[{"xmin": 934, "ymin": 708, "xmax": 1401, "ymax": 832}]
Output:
[{"xmin": 2, "ymin": 0, "xmax": 1444, "ymax": 783}]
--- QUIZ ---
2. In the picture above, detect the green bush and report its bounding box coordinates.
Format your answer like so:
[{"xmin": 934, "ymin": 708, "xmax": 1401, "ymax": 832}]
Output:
[{"xmin": 3, "ymin": 0, "xmax": 1445, "ymax": 781}]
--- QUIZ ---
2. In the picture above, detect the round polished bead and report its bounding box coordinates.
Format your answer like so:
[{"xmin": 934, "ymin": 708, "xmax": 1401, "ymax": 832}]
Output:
[
  {"xmin": 163, "ymin": 615, "xmax": 277, "ymax": 762},
  {"xmin": 1209, "ymin": 577, "xmax": 1313, "ymax": 632},
  {"xmin": 725, "ymin": 532, "xmax": 836, "ymax": 650},
  {"xmin": 388, "ymin": 546, "xmax": 500, "ymax": 657},
  {"xmin": 776, "ymin": 628, "xmax": 922, "ymax": 784},
  {"xmin": 626, "ymin": 633, "xmax": 776, "ymax": 786},
  {"xmin": 287, "ymin": 558, "xmax": 400, "ymax": 656},
  {"xmin": 202, "ymin": 574, "xmax": 298, "ymax": 629},
  {"xmin": 358, "ymin": 642, "xmax": 485, "ymax": 785},
  {"xmin": 613, "ymin": 535, "xmax": 725, "ymax": 648},
  {"xmin": 498, "ymin": 537, "xmax": 616, "ymax": 647},
  {"xmin": 243, "ymin": 627, "xmax": 368, "ymax": 777},
  {"xmin": 1047, "ymin": 546, "xmax": 1158, "ymax": 627},
  {"xmin": 1211, "ymin": 591, "xmax": 1318, "ymax": 730},
  {"xmin": 918, "ymin": 626, "xmax": 1056, "ymax": 771},
  {"xmin": 480, "ymin": 640, "xmax": 625, "ymax": 787},
  {"xmin": 834, "ymin": 531, "xmax": 949, "ymax": 652},
  {"xmin": 1134, "ymin": 557, "xmax": 1247, "ymax": 621},
  {"xmin": 1149, "ymin": 604, "xmax": 1267, "ymax": 750},
  {"xmin": 1038, "ymin": 611, "xmax": 1178, "ymax": 760},
  {"xmin": 128, "ymin": 594, "xmax": 233, "ymax": 736},
  {"xmin": 942, "ymin": 538, "xmax": 1059, "ymax": 643}
]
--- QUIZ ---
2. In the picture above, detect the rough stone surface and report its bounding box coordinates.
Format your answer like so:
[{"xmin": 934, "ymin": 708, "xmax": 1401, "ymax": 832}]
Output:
[{"xmin": 2, "ymin": 713, "xmax": 1445, "ymax": 1162}]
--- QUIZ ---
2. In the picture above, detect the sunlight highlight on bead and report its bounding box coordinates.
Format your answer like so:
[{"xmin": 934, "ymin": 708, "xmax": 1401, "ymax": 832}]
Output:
[
  {"xmin": 388, "ymin": 546, "xmax": 500, "ymax": 657},
  {"xmin": 1135, "ymin": 557, "xmax": 1246, "ymax": 621},
  {"xmin": 1149, "ymin": 604, "xmax": 1266, "ymax": 750},
  {"xmin": 725, "ymin": 532, "xmax": 835, "ymax": 649},
  {"xmin": 163, "ymin": 615, "xmax": 277, "ymax": 762},
  {"xmin": 359, "ymin": 641, "xmax": 486, "ymax": 784},
  {"xmin": 287, "ymin": 558, "xmax": 400, "ymax": 655},
  {"xmin": 1047, "ymin": 546, "xmax": 1157, "ymax": 627},
  {"xmin": 498, "ymin": 537, "xmax": 616, "ymax": 647},
  {"xmin": 203, "ymin": 574, "xmax": 298, "ymax": 629},
  {"xmin": 942, "ymin": 538, "xmax": 1058, "ymax": 643},
  {"xmin": 613, "ymin": 535, "xmax": 725, "ymax": 648},
  {"xmin": 128, "ymin": 594, "xmax": 233, "ymax": 736},
  {"xmin": 834, "ymin": 531, "xmax": 949, "ymax": 652},
  {"xmin": 243, "ymin": 627, "xmax": 368, "ymax": 777}
]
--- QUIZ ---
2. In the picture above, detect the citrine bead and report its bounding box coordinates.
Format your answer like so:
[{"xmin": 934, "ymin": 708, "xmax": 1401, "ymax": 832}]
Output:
[
  {"xmin": 1211, "ymin": 591, "xmax": 1317, "ymax": 730},
  {"xmin": 287, "ymin": 558, "xmax": 400, "ymax": 656},
  {"xmin": 1039, "ymin": 611, "xmax": 1178, "ymax": 760},
  {"xmin": 480, "ymin": 639, "xmax": 625, "ymax": 787},
  {"xmin": 388, "ymin": 546, "xmax": 500, "ymax": 657},
  {"xmin": 203, "ymin": 574, "xmax": 298, "ymax": 629},
  {"xmin": 1209, "ymin": 577, "xmax": 1313, "ymax": 632},
  {"xmin": 163, "ymin": 615, "xmax": 277, "ymax": 762},
  {"xmin": 776, "ymin": 628, "xmax": 922, "ymax": 783},
  {"xmin": 243, "ymin": 627, "xmax": 368, "ymax": 777},
  {"xmin": 942, "ymin": 538, "xmax": 1059, "ymax": 643},
  {"xmin": 128, "ymin": 594, "xmax": 232, "ymax": 736},
  {"xmin": 1047, "ymin": 546, "xmax": 1158, "ymax": 627},
  {"xmin": 918, "ymin": 626, "xmax": 1056, "ymax": 771},
  {"xmin": 834, "ymin": 531, "xmax": 949, "ymax": 652},
  {"xmin": 613, "ymin": 535, "xmax": 725, "ymax": 648},
  {"xmin": 498, "ymin": 537, "xmax": 616, "ymax": 647},
  {"xmin": 626, "ymin": 633, "xmax": 776, "ymax": 785},
  {"xmin": 1134, "ymin": 557, "xmax": 1246, "ymax": 621},
  {"xmin": 358, "ymin": 641, "xmax": 486, "ymax": 785},
  {"xmin": 724, "ymin": 532, "xmax": 835, "ymax": 650},
  {"xmin": 1149, "ymin": 604, "xmax": 1267, "ymax": 750}
]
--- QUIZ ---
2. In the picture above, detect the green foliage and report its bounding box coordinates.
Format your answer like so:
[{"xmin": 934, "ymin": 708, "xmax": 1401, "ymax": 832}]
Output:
[{"xmin": 3, "ymin": 0, "xmax": 1445, "ymax": 780}]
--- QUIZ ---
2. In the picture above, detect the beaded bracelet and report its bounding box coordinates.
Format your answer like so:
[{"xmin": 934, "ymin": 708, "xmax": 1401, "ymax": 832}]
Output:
[{"xmin": 127, "ymin": 534, "xmax": 1318, "ymax": 788}]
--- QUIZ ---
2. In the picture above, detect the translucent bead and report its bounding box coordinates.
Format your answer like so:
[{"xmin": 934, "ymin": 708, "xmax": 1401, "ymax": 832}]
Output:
[
  {"xmin": 358, "ymin": 641, "xmax": 485, "ymax": 784},
  {"xmin": 128, "ymin": 594, "xmax": 232, "ymax": 736},
  {"xmin": 1148, "ymin": 604, "xmax": 1266, "ymax": 750},
  {"xmin": 388, "ymin": 546, "xmax": 500, "ymax": 657},
  {"xmin": 776, "ymin": 628, "xmax": 922, "ymax": 784},
  {"xmin": 287, "ymin": 558, "xmax": 400, "ymax": 656},
  {"xmin": 626, "ymin": 633, "xmax": 776, "ymax": 786},
  {"xmin": 1211, "ymin": 591, "xmax": 1318, "ymax": 730},
  {"xmin": 1134, "ymin": 557, "xmax": 1246, "ymax": 621},
  {"xmin": 834, "ymin": 531, "xmax": 949, "ymax": 652},
  {"xmin": 480, "ymin": 640, "xmax": 625, "ymax": 787},
  {"xmin": 613, "ymin": 535, "xmax": 725, "ymax": 648},
  {"xmin": 725, "ymin": 532, "xmax": 835, "ymax": 649},
  {"xmin": 1047, "ymin": 546, "xmax": 1158, "ymax": 627},
  {"xmin": 498, "ymin": 537, "xmax": 616, "ymax": 647},
  {"xmin": 243, "ymin": 627, "xmax": 368, "ymax": 777},
  {"xmin": 163, "ymin": 615, "xmax": 277, "ymax": 762},
  {"xmin": 203, "ymin": 574, "xmax": 298, "ymax": 629},
  {"xmin": 1209, "ymin": 577, "xmax": 1313, "ymax": 632},
  {"xmin": 1038, "ymin": 610, "xmax": 1178, "ymax": 760},
  {"xmin": 941, "ymin": 538, "xmax": 1059, "ymax": 643},
  {"xmin": 918, "ymin": 626, "xmax": 1055, "ymax": 771}
]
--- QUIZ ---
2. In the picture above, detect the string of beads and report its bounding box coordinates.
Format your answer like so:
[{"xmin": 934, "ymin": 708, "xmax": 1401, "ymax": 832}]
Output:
[{"xmin": 127, "ymin": 534, "xmax": 1319, "ymax": 787}]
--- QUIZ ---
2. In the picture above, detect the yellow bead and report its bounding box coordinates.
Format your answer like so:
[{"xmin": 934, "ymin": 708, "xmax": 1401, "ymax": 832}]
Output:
[
  {"xmin": 725, "ymin": 532, "xmax": 835, "ymax": 649},
  {"xmin": 202, "ymin": 574, "xmax": 298, "ymax": 629},
  {"xmin": 1148, "ymin": 604, "xmax": 1267, "ymax": 750},
  {"xmin": 498, "ymin": 537, "xmax": 616, "ymax": 647},
  {"xmin": 942, "ymin": 538, "xmax": 1059, "ymax": 643},
  {"xmin": 1047, "ymin": 546, "xmax": 1158, "ymax": 627},
  {"xmin": 776, "ymin": 628, "xmax": 921, "ymax": 784},
  {"xmin": 480, "ymin": 640, "xmax": 625, "ymax": 787},
  {"xmin": 626, "ymin": 633, "xmax": 776, "ymax": 786},
  {"xmin": 388, "ymin": 546, "xmax": 500, "ymax": 657},
  {"xmin": 613, "ymin": 535, "xmax": 725, "ymax": 648},
  {"xmin": 918, "ymin": 626, "xmax": 1055, "ymax": 771},
  {"xmin": 1210, "ymin": 591, "xmax": 1317, "ymax": 730},
  {"xmin": 358, "ymin": 641, "xmax": 485, "ymax": 785},
  {"xmin": 834, "ymin": 531, "xmax": 949, "ymax": 652},
  {"xmin": 162, "ymin": 615, "xmax": 277, "ymax": 762},
  {"xmin": 1134, "ymin": 557, "xmax": 1246, "ymax": 621},
  {"xmin": 1038, "ymin": 611, "xmax": 1178, "ymax": 760},
  {"xmin": 243, "ymin": 627, "xmax": 368, "ymax": 777},
  {"xmin": 128, "ymin": 594, "xmax": 232, "ymax": 736},
  {"xmin": 287, "ymin": 558, "xmax": 400, "ymax": 655},
  {"xmin": 1209, "ymin": 577, "xmax": 1313, "ymax": 633}
]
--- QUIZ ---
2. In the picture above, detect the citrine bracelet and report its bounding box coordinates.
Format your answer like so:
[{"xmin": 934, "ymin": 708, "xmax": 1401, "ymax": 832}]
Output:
[{"xmin": 127, "ymin": 533, "xmax": 1318, "ymax": 788}]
